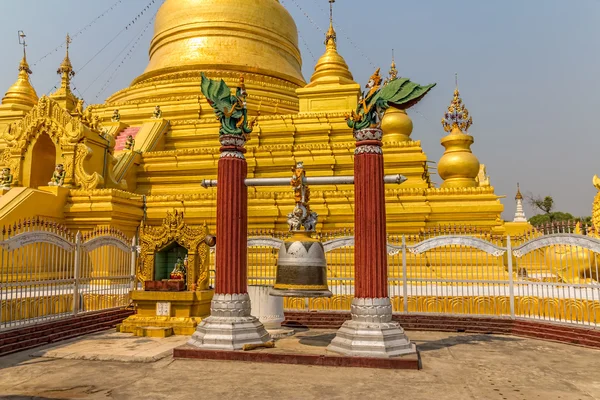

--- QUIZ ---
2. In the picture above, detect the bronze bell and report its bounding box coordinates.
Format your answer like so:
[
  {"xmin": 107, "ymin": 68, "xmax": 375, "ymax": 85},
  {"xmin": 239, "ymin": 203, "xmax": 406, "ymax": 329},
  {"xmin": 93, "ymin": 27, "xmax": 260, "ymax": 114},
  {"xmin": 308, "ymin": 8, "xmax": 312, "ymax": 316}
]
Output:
[
  {"xmin": 270, "ymin": 230, "xmax": 332, "ymax": 298},
  {"xmin": 271, "ymin": 161, "xmax": 332, "ymax": 298}
]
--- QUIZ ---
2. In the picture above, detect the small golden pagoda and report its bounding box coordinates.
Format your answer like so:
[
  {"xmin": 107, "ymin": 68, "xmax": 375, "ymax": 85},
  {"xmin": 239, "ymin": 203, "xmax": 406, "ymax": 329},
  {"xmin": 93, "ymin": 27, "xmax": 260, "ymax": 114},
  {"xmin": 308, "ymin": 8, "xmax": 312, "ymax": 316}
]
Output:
[{"xmin": 0, "ymin": 0, "xmax": 506, "ymax": 239}]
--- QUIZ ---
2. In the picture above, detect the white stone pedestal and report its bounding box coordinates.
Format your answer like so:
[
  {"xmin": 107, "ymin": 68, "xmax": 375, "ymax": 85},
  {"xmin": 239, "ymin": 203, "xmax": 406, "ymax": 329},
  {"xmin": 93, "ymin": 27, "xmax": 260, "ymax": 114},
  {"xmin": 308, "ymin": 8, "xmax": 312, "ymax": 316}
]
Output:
[
  {"xmin": 188, "ymin": 293, "xmax": 270, "ymax": 350},
  {"xmin": 328, "ymin": 298, "xmax": 416, "ymax": 358}
]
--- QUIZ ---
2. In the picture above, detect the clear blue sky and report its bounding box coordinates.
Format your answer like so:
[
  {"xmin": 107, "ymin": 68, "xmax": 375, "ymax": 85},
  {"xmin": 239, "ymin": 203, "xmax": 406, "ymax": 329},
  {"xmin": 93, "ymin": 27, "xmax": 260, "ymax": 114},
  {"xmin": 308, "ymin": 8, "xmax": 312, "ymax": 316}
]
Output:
[{"xmin": 1, "ymin": 0, "xmax": 599, "ymax": 221}]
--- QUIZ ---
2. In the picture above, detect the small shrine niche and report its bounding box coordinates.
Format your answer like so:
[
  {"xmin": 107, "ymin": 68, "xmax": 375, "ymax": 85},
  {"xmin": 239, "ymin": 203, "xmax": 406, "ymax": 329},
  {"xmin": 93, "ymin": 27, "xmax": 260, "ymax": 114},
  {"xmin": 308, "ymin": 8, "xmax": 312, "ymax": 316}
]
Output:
[
  {"xmin": 138, "ymin": 210, "xmax": 211, "ymax": 291},
  {"xmin": 154, "ymin": 243, "xmax": 188, "ymax": 282}
]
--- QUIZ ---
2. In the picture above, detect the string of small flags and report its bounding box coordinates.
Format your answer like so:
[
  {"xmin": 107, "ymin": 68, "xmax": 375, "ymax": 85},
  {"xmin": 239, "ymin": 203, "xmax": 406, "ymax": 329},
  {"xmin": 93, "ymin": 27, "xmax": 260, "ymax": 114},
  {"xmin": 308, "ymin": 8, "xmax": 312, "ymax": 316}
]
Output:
[
  {"xmin": 44, "ymin": 0, "xmax": 159, "ymax": 96},
  {"xmin": 76, "ymin": 0, "xmax": 159, "ymax": 76},
  {"xmin": 309, "ymin": 0, "xmax": 376, "ymax": 69},
  {"xmin": 33, "ymin": 0, "xmax": 124, "ymax": 67},
  {"xmin": 94, "ymin": 10, "xmax": 158, "ymax": 102},
  {"xmin": 298, "ymin": 33, "xmax": 317, "ymax": 65}
]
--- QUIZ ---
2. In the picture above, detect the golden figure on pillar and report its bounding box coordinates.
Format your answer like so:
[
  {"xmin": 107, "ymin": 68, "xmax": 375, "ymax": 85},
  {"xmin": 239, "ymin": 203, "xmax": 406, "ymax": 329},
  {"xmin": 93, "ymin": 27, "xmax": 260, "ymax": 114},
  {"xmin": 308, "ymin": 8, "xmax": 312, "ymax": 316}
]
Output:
[
  {"xmin": 111, "ymin": 109, "xmax": 121, "ymax": 122},
  {"xmin": 287, "ymin": 161, "xmax": 317, "ymax": 231}
]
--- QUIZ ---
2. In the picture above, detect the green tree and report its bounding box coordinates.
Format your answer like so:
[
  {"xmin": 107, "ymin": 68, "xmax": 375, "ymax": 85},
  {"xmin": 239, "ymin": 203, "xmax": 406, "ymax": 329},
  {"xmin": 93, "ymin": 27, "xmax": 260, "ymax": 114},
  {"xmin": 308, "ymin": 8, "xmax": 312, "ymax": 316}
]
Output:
[{"xmin": 526, "ymin": 194, "xmax": 591, "ymax": 227}]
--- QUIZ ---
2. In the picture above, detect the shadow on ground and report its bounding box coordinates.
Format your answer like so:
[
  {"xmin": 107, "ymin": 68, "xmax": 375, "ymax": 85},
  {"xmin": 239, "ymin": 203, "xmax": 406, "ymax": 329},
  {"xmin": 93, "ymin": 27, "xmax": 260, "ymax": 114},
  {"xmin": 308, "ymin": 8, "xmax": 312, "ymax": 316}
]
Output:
[
  {"xmin": 416, "ymin": 334, "xmax": 523, "ymax": 352},
  {"xmin": 297, "ymin": 332, "xmax": 524, "ymax": 351},
  {"xmin": 298, "ymin": 333, "xmax": 336, "ymax": 347},
  {"xmin": 0, "ymin": 397, "xmax": 61, "ymax": 400}
]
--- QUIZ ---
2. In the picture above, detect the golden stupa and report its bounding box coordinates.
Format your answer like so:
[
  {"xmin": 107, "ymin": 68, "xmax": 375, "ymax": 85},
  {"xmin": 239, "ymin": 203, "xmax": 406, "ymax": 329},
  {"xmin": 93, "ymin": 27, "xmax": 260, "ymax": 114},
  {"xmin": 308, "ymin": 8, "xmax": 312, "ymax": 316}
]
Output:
[{"xmin": 0, "ymin": 0, "xmax": 507, "ymax": 237}]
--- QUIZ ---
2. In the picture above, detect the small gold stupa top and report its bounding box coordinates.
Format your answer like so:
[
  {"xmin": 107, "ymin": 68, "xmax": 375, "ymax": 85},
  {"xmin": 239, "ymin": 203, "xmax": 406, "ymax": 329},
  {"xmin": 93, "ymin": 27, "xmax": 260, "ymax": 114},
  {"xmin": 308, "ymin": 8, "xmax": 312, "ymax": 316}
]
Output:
[
  {"xmin": 441, "ymin": 75, "xmax": 473, "ymax": 133},
  {"xmin": 57, "ymin": 34, "xmax": 74, "ymax": 78},
  {"xmin": 384, "ymin": 50, "xmax": 398, "ymax": 85},
  {"xmin": 515, "ymin": 183, "xmax": 523, "ymax": 200}
]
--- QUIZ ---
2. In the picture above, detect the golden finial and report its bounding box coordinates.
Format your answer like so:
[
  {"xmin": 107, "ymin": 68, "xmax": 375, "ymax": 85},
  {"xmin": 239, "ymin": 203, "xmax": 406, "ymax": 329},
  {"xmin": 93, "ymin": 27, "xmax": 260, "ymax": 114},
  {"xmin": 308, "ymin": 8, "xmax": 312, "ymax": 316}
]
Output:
[
  {"xmin": 325, "ymin": 0, "xmax": 337, "ymax": 49},
  {"xmin": 515, "ymin": 183, "xmax": 523, "ymax": 200},
  {"xmin": 57, "ymin": 34, "xmax": 74, "ymax": 78},
  {"xmin": 385, "ymin": 49, "xmax": 398, "ymax": 85},
  {"xmin": 441, "ymin": 74, "xmax": 473, "ymax": 133},
  {"xmin": 17, "ymin": 31, "xmax": 32, "ymax": 75}
]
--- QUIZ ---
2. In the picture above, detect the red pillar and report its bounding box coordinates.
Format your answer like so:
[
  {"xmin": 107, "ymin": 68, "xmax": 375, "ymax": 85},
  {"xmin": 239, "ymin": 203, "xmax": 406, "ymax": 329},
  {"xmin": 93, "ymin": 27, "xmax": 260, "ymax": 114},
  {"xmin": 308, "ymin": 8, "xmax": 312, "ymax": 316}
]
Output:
[
  {"xmin": 353, "ymin": 129, "xmax": 388, "ymax": 299},
  {"xmin": 214, "ymin": 136, "xmax": 248, "ymax": 295}
]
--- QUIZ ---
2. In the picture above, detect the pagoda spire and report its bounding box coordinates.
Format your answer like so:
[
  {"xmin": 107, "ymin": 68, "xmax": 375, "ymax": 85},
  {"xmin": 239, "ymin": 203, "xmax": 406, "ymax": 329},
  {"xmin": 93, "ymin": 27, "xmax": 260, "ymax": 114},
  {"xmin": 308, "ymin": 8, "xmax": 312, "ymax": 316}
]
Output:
[
  {"xmin": 2, "ymin": 30, "xmax": 38, "ymax": 109},
  {"xmin": 384, "ymin": 50, "xmax": 398, "ymax": 84},
  {"xmin": 304, "ymin": 0, "xmax": 354, "ymax": 86},
  {"xmin": 324, "ymin": 0, "xmax": 337, "ymax": 49},
  {"xmin": 297, "ymin": 0, "xmax": 360, "ymax": 113},
  {"xmin": 50, "ymin": 34, "xmax": 78, "ymax": 112},
  {"xmin": 513, "ymin": 183, "xmax": 527, "ymax": 222}
]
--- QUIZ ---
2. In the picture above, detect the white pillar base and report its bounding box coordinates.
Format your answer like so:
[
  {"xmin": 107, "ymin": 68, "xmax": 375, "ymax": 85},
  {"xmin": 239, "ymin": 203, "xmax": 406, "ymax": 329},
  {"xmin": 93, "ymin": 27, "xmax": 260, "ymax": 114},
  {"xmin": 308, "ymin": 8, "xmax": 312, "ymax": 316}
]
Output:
[
  {"xmin": 188, "ymin": 293, "xmax": 271, "ymax": 350},
  {"xmin": 327, "ymin": 298, "xmax": 416, "ymax": 358}
]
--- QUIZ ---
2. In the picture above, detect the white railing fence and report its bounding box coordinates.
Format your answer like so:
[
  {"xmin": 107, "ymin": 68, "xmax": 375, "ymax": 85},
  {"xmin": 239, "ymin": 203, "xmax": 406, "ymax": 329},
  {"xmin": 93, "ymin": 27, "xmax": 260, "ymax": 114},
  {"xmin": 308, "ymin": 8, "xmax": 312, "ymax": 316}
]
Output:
[
  {"xmin": 0, "ymin": 219, "xmax": 136, "ymax": 330},
  {"xmin": 208, "ymin": 228, "xmax": 600, "ymax": 328}
]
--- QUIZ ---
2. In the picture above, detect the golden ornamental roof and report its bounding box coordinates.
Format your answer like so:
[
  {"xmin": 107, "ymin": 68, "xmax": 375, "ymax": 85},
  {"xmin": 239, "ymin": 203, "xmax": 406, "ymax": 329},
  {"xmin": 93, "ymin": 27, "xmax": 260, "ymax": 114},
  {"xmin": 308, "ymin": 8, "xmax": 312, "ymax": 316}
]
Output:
[
  {"xmin": 2, "ymin": 52, "xmax": 38, "ymax": 108},
  {"xmin": 441, "ymin": 88, "xmax": 473, "ymax": 133}
]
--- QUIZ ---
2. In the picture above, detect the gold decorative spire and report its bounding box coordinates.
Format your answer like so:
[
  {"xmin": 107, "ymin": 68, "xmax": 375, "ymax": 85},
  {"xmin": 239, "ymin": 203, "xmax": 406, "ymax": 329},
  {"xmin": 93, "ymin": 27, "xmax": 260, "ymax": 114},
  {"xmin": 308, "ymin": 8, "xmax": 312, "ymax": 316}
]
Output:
[
  {"xmin": 305, "ymin": 0, "xmax": 354, "ymax": 86},
  {"xmin": 57, "ymin": 34, "xmax": 75, "ymax": 87},
  {"xmin": 50, "ymin": 34, "xmax": 78, "ymax": 112},
  {"xmin": 2, "ymin": 31, "xmax": 38, "ymax": 108},
  {"xmin": 325, "ymin": 0, "xmax": 337, "ymax": 49},
  {"xmin": 515, "ymin": 183, "xmax": 523, "ymax": 200},
  {"xmin": 385, "ymin": 50, "xmax": 398, "ymax": 84},
  {"xmin": 441, "ymin": 74, "xmax": 473, "ymax": 133},
  {"xmin": 437, "ymin": 78, "xmax": 480, "ymax": 188}
]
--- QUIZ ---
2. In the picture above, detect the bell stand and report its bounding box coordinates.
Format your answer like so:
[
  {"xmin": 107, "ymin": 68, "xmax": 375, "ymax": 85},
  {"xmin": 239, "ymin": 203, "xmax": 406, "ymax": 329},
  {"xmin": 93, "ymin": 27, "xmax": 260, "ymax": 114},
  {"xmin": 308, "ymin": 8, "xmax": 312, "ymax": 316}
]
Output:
[{"xmin": 200, "ymin": 174, "xmax": 407, "ymax": 188}]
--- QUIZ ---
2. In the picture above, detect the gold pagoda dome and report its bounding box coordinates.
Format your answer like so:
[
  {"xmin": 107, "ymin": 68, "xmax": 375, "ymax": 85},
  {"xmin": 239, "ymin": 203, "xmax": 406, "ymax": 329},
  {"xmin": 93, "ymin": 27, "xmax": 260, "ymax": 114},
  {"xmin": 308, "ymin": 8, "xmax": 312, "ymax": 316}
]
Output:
[
  {"xmin": 2, "ymin": 53, "xmax": 38, "ymax": 108},
  {"xmin": 107, "ymin": 0, "xmax": 305, "ymax": 114}
]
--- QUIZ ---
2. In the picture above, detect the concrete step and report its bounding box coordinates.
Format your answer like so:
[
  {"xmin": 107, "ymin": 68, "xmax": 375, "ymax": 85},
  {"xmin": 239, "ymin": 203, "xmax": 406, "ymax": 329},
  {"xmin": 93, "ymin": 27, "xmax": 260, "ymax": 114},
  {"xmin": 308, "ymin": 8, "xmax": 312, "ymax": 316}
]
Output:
[{"xmin": 282, "ymin": 311, "xmax": 600, "ymax": 349}]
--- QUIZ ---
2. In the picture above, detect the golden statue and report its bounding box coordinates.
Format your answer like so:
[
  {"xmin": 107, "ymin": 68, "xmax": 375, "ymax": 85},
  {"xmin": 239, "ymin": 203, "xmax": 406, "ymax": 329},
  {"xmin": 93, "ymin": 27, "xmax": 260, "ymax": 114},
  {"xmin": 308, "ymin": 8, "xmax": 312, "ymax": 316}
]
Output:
[
  {"xmin": 152, "ymin": 105, "xmax": 162, "ymax": 119},
  {"xmin": 48, "ymin": 164, "xmax": 66, "ymax": 186},
  {"xmin": 170, "ymin": 256, "xmax": 186, "ymax": 280},
  {"xmin": 0, "ymin": 167, "xmax": 13, "ymax": 189}
]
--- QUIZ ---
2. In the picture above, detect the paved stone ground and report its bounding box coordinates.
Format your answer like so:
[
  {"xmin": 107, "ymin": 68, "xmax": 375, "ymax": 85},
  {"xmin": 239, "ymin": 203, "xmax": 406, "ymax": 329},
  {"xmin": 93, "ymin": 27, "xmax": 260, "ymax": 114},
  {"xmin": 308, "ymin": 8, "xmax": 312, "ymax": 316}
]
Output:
[{"xmin": 0, "ymin": 330, "xmax": 598, "ymax": 400}]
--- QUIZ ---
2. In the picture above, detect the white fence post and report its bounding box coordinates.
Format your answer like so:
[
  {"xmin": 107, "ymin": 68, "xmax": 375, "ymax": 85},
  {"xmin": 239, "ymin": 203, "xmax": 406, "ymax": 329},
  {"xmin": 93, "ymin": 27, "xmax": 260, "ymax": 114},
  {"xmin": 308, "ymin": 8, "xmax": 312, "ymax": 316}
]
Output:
[
  {"xmin": 130, "ymin": 236, "xmax": 138, "ymax": 291},
  {"xmin": 73, "ymin": 231, "xmax": 82, "ymax": 315},
  {"xmin": 402, "ymin": 235, "xmax": 408, "ymax": 313},
  {"xmin": 506, "ymin": 235, "xmax": 515, "ymax": 319}
]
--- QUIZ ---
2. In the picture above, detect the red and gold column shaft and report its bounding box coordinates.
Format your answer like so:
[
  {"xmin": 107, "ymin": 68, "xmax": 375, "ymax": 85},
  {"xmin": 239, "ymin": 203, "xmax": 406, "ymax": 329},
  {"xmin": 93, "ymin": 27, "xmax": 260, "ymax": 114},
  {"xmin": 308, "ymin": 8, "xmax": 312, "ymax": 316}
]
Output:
[
  {"xmin": 353, "ymin": 128, "xmax": 388, "ymax": 299},
  {"xmin": 214, "ymin": 135, "xmax": 248, "ymax": 295}
]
